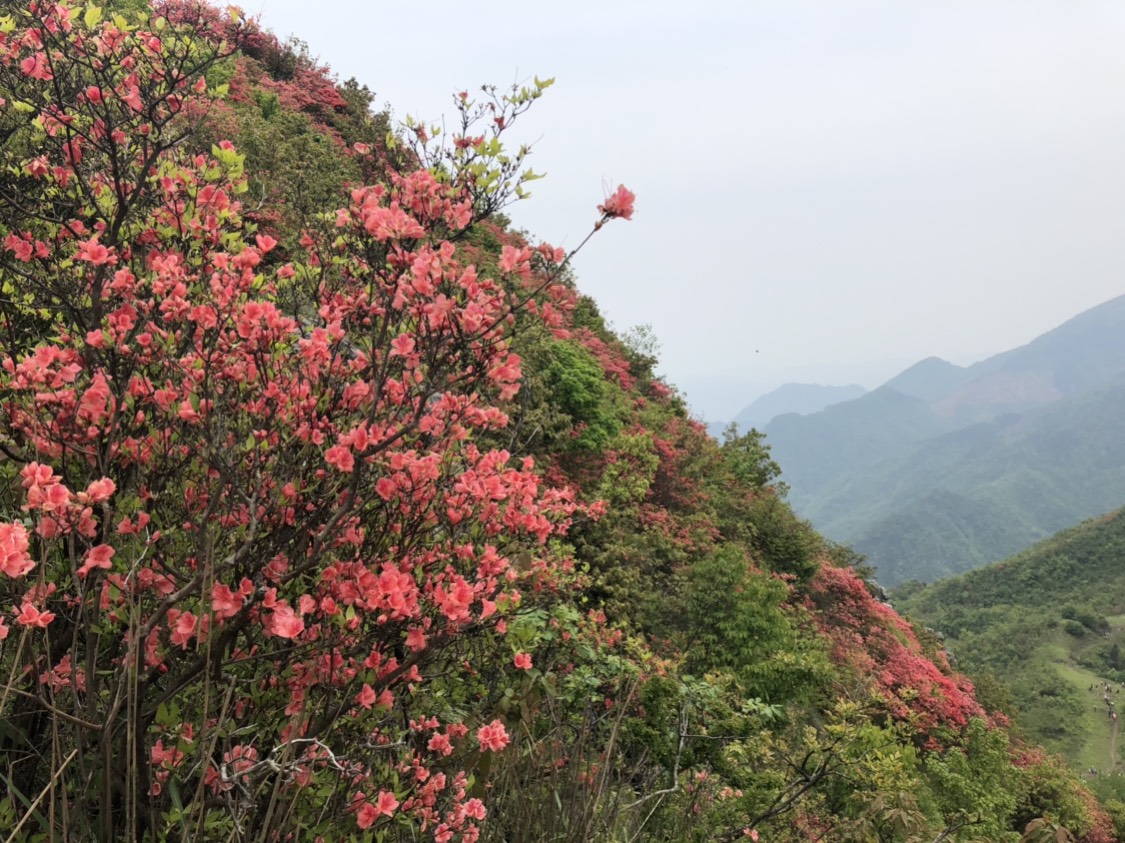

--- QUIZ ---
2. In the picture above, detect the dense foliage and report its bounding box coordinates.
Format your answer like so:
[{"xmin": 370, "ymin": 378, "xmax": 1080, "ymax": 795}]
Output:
[{"xmin": 0, "ymin": 2, "xmax": 1114, "ymax": 841}]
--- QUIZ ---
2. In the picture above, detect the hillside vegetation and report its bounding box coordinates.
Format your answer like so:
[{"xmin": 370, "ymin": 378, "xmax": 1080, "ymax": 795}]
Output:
[
  {"xmin": 898, "ymin": 511, "xmax": 1125, "ymax": 825},
  {"xmin": 0, "ymin": 2, "xmax": 1114, "ymax": 841}
]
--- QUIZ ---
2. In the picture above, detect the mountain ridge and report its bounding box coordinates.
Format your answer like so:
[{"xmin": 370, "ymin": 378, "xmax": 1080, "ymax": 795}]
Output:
[
  {"xmin": 729, "ymin": 381, "xmax": 867, "ymax": 431},
  {"xmin": 764, "ymin": 293, "xmax": 1125, "ymax": 584}
]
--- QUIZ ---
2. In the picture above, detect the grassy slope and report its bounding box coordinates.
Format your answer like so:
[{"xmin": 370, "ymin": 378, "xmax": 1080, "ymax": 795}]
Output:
[
  {"xmin": 1040, "ymin": 636, "xmax": 1115, "ymax": 773},
  {"xmin": 898, "ymin": 510, "xmax": 1125, "ymax": 773}
]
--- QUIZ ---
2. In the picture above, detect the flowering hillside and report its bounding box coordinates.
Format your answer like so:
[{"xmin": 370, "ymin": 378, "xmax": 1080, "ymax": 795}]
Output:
[{"xmin": 0, "ymin": 2, "xmax": 1114, "ymax": 841}]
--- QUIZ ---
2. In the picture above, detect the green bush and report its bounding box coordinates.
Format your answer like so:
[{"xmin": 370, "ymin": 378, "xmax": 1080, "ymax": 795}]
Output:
[{"xmin": 543, "ymin": 340, "xmax": 621, "ymax": 451}]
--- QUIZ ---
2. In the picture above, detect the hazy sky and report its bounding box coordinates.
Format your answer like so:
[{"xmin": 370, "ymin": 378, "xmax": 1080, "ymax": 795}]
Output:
[{"xmin": 254, "ymin": 1, "xmax": 1125, "ymax": 420}]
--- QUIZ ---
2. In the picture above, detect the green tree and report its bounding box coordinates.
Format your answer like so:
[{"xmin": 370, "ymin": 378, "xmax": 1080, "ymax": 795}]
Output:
[
  {"xmin": 685, "ymin": 545, "xmax": 827, "ymax": 702},
  {"xmin": 922, "ymin": 718, "xmax": 1019, "ymax": 840},
  {"xmin": 542, "ymin": 339, "xmax": 622, "ymax": 451},
  {"xmin": 721, "ymin": 424, "xmax": 784, "ymax": 491}
]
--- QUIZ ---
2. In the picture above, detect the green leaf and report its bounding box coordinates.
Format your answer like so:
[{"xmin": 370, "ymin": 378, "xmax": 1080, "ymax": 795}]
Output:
[{"xmin": 84, "ymin": 5, "xmax": 103, "ymax": 29}]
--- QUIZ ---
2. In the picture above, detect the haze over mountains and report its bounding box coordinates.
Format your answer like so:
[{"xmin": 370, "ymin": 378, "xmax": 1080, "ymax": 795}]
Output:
[
  {"xmin": 739, "ymin": 294, "xmax": 1125, "ymax": 585},
  {"xmin": 730, "ymin": 383, "xmax": 867, "ymax": 430}
]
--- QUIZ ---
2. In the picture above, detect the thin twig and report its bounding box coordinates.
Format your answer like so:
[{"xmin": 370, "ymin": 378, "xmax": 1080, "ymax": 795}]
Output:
[{"xmin": 4, "ymin": 748, "xmax": 78, "ymax": 843}]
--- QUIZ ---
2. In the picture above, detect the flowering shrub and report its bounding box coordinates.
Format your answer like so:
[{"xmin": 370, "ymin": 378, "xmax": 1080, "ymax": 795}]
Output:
[
  {"xmin": 809, "ymin": 563, "xmax": 982, "ymax": 739},
  {"xmin": 0, "ymin": 3, "xmax": 1111, "ymax": 843},
  {"xmin": 0, "ymin": 2, "xmax": 631, "ymax": 839}
]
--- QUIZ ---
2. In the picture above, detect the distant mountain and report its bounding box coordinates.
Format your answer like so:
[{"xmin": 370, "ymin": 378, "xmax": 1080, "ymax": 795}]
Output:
[
  {"xmin": 828, "ymin": 376, "xmax": 1125, "ymax": 584},
  {"xmin": 730, "ymin": 382, "xmax": 867, "ymax": 431},
  {"xmin": 764, "ymin": 387, "xmax": 955, "ymax": 508},
  {"xmin": 971, "ymin": 293, "xmax": 1125, "ymax": 396},
  {"xmin": 882, "ymin": 356, "xmax": 976, "ymax": 402},
  {"xmin": 765, "ymin": 293, "xmax": 1125, "ymax": 584},
  {"xmin": 928, "ymin": 368, "xmax": 1062, "ymax": 422},
  {"xmin": 896, "ymin": 294, "xmax": 1125, "ymax": 421},
  {"xmin": 897, "ymin": 509, "xmax": 1125, "ymax": 772}
]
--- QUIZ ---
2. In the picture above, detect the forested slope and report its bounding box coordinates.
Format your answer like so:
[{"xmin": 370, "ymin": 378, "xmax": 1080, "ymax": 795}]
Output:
[
  {"xmin": 899, "ymin": 511, "xmax": 1125, "ymax": 830},
  {"xmin": 0, "ymin": 2, "xmax": 1113, "ymax": 841}
]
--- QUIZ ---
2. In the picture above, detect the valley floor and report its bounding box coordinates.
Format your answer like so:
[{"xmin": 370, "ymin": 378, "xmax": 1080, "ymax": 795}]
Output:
[{"xmin": 1043, "ymin": 614, "xmax": 1125, "ymax": 776}]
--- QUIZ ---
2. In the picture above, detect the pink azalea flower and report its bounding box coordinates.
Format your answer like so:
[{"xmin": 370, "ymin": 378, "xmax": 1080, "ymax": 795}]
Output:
[
  {"xmin": 427, "ymin": 732, "xmax": 453, "ymax": 756},
  {"xmin": 5, "ymin": 233, "xmax": 33, "ymax": 262},
  {"xmin": 361, "ymin": 206, "xmax": 425, "ymax": 242},
  {"xmin": 476, "ymin": 719, "xmax": 510, "ymax": 752},
  {"xmin": 269, "ymin": 604, "xmax": 305, "ymax": 639},
  {"xmin": 355, "ymin": 801, "xmax": 377, "ymax": 829},
  {"xmin": 25, "ymin": 156, "xmax": 49, "ymax": 178},
  {"xmin": 177, "ymin": 400, "xmax": 201, "ymax": 423},
  {"xmin": 170, "ymin": 612, "xmax": 197, "ymax": 648},
  {"xmin": 356, "ymin": 683, "xmax": 376, "ymax": 709},
  {"xmin": 19, "ymin": 53, "xmax": 52, "ymax": 81},
  {"xmin": 77, "ymin": 544, "xmax": 115, "ymax": 578},
  {"xmin": 122, "ymin": 84, "xmax": 143, "ymax": 111},
  {"xmin": 15, "ymin": 601, "xmax": 54, "ymax": 628},
  {"xmin": 389, "ymin": 334, "xmax": 415, "ymax": 357},
  {"xmin": 83, "ymin": 477, "xmax": 116, "ymax": 503},
  {"xmin": 211, "ymin": 583, "xmax": 243, "ymax": 619},
  {"xmin": 0, "ymin": 523, "xmax": 34, "ymax": 578},
  {"xmin": 598, "ymin": 184, "xmax": 635, "ymax": 221},
  {"xmin": 374, "ymin": 790, "xmax": 399, "ymax": 817},
  {"xmin": 406, "ymin": 626, "xmax": 428, "ymax": 651},
  {"xmin": 325, "ymin": 445, "xmax": 354, "ymax": 473},
  {"xmin": 513, "ymin": 652, "xmax": 532, "ymax": 670},
  {"xmin": 76, "ymin": 237, "xmax": 113, "ymax": 265}
]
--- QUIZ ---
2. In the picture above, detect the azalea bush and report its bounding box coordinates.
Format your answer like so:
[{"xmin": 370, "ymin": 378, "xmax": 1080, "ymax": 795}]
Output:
[
  {"xmin": 0, "ymin": 2, "xmax": 635, "ymax": 840},
  {"xmin": 0, "ymin": 3, "xmax": 1117, "ymax": 843}
]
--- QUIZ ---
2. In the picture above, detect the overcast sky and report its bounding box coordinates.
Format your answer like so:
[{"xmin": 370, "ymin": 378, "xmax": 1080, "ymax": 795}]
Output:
[{"xmin": 254, "ymin": 1, "xmax": 1125, "ymax": 420}]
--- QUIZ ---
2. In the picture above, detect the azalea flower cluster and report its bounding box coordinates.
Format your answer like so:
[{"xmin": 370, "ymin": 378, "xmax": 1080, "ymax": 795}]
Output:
[
  {"xmin": 0, "ymin": 2, "xmax": 633, "ymax": 838},
  {"xmin": 808, "ymin": 564, "xmax": 983, "ymax": 739}
]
